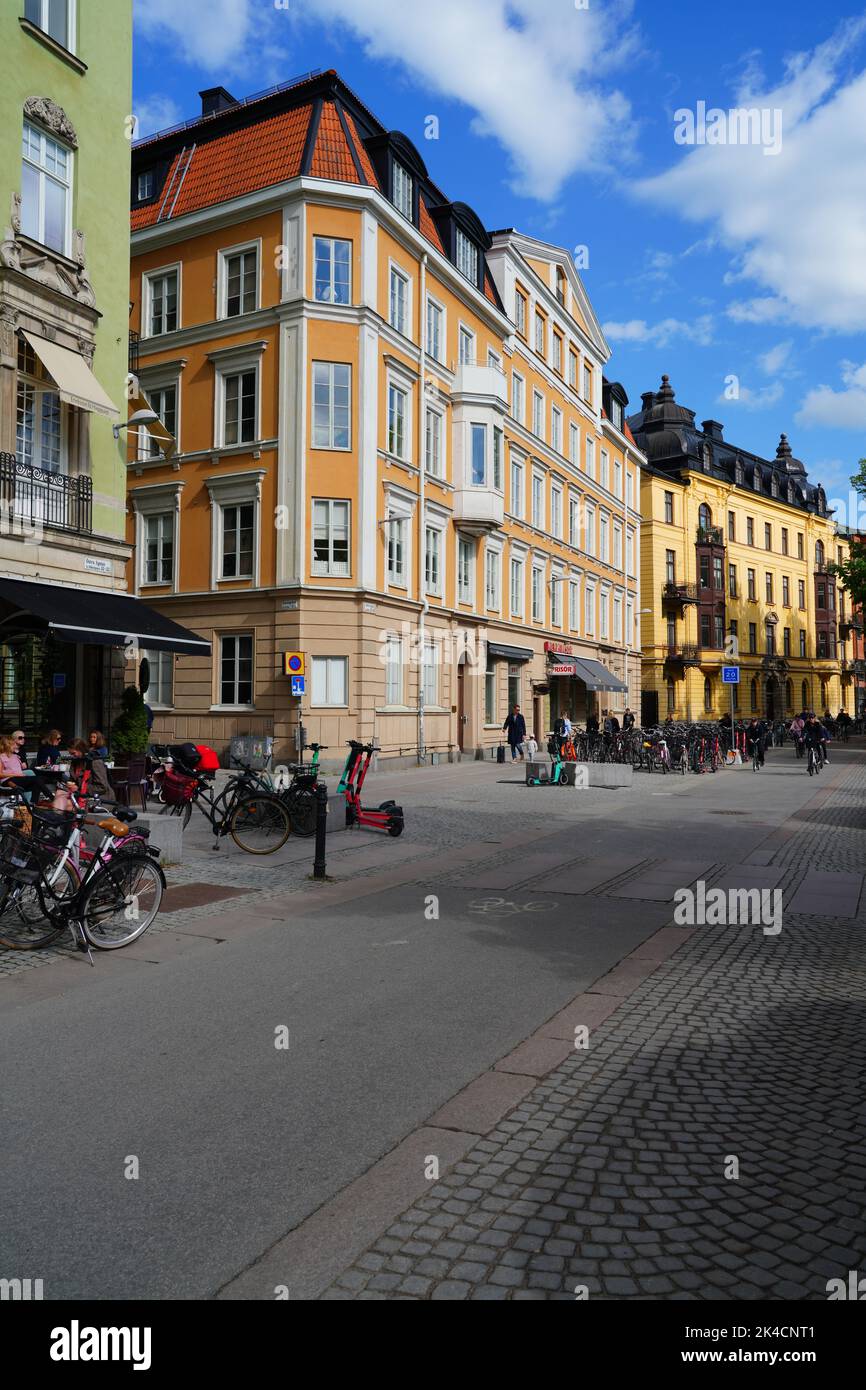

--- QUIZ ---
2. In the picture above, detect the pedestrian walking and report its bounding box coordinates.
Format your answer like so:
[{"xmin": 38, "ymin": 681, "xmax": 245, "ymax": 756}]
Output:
[{"xmin": 502, "ymin": 705, "xmax": 527, "ymax": 761}]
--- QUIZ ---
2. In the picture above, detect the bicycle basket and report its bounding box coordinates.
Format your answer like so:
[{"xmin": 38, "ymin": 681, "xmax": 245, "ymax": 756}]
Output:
[
  {"xmin": 162, "ymin": 769, "xmax": 197, "ymax": 805},
  {"xmin": 0, "ymin": 825, "xmax": 56, "ymax": 884}
]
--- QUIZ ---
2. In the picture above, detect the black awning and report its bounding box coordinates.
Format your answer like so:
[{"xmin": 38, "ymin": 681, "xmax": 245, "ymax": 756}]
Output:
[
  {"xmin": 0, "ymin": 577, "xmax": 211, "ymax": 656},
  {"xmin": 571, "ymin": 657, "xmax": 628, "ymax": 693},
  {"xmin": 487, "ymin": 642, "xmax": 534, "ymax": 662}
]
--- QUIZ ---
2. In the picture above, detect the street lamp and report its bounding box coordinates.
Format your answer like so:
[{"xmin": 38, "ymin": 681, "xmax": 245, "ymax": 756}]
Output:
[{"xmin": 112, "ymin": 408, "xmax": 159, "ymax": 441}]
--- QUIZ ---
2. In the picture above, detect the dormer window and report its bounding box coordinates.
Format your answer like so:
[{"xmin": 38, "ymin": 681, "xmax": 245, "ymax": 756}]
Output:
[
  {"xmin": 556, "ymin": 267, "xmax": 566, "ymax": 306},
  {"xmin": 455, "ymin": 228, "xmax": 478, "ymax": 285},
  {"xmin": 753, "ymin": 465, "xmax": 762, "ymax": 491},
  {"xmin": 611, "ymin": 400, "xmax": 623, "ymax": 432},
  {"xmin": 137, "ymin": 170, "xmax": 154, "ymax": 202},
  {"xmin": 392, "ymin": 161, "xmax": 413, "ymax": 221}
]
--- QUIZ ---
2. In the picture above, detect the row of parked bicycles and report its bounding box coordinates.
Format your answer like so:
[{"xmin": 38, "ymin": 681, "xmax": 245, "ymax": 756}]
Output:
[{"xmin": 549, "ymin": 723, "xmax": 726, "ymax": 775}]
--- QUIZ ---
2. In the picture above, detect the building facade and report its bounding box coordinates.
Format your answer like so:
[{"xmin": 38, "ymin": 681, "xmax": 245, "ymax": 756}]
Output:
[
  {"xmin": 631, "ymin": 377, "xmax": 852, "ymax": 724},
  {"xmin": 127, "ymin": 71, "xmax": 642, "ymax": 765}
]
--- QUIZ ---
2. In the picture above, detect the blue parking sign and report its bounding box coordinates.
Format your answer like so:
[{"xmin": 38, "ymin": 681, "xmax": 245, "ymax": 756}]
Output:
[
  {"xmin": 721, "ymin": 666, "xmax": 740, "ymax": 684},
  {"xmin": 291, "ymin": 675, "xmax": 305, "ymax": 696}
]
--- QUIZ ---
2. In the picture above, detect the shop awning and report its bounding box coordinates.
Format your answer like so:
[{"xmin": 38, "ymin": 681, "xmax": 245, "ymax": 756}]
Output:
[
  {"xmin": 571, "ymin": 657, "xmax": 628, "ymax": 693},
  {"xmin": 22, "ymin": 331, "xmax": 119, "ymax": 419},
  {"xmin": 128, "ymin": 389, "xmax": 177, "ymax": 459},
  {"xmin": 487, "ymin": 642, "xmax": 534, "ymax": 662},
  {"xmin": 0, "ymin": 577, "xmax": 210, "ymax": 655}
]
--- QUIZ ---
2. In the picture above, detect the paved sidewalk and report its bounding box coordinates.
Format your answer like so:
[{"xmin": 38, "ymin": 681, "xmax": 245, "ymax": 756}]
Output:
[{"xmin": 321, "ymin": 755, "xmax": 866, "ymax": 1300}]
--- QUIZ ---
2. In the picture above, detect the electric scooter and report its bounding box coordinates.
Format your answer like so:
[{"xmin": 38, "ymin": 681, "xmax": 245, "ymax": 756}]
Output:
[{"xmin": 339, "ymin": 741, "xmax": 404, "ymax": 836}]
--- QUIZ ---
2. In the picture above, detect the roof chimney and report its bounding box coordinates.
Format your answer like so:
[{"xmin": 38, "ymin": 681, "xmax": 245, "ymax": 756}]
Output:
[
  {"xmin": 702, "ymin": 420, "xmax": 724, "ymax": 441},
  {"xmin": 199, "ymin": 86, "xmax": 237, "ymax": 118}
]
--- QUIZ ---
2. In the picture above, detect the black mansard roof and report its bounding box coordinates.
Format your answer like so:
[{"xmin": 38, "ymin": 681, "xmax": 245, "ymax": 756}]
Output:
[{"xmin": 627, "ymin": 376, "xmax": 829, "ymax": 517}]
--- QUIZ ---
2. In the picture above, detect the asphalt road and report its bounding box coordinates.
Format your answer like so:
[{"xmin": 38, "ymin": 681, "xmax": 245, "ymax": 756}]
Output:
[{"xmin": 0, "ymin": 743, "xmax": 850, "ymax": 1299}]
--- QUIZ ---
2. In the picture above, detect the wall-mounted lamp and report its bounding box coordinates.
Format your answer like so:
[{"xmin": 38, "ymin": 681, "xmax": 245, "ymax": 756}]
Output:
[{"xmin": 113, "ymin": 408, "xmax": 158, "ymax": 441}]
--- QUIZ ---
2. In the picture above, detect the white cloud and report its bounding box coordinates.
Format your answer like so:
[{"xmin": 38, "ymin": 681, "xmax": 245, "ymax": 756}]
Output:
[
  {"xmin": 720, "ymin": 381, "xmax": 784, "ymax": 411},
  {"xmin": 796, "ymin": 361, "xmax": 866, "ymax": 429},
  {"xmin": 603, "ymin": 315, "xmax": 714, "ymax": 348},
  {"xmin": 758, "ymin": 340, "xmax": 793, "ymax": 375},
  {"xmin": 634, "ymin": 18, "xmax": 866, "ymax": 333},
  {"xmin": 134, "ymin": 0, "xmax": 641, "ymax": 201},
  {"xmin": 133, "ymin": 95, "xmax": 182, "ymax": 140}
]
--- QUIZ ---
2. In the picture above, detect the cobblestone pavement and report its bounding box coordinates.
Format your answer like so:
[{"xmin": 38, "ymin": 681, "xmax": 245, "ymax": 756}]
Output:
[{"xmin": 322, "ymin": 755, "xmax": 866, "ymax": 1300}]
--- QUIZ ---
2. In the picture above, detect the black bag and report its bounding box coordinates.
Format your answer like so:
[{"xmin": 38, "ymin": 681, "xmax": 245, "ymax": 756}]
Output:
[{"xmin": 496, "ymin": 744, "xmax": 506, "ymax": 765}]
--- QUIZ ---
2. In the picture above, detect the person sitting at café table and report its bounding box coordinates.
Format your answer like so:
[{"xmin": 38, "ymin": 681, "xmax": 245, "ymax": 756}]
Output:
[
  {"xmin": 0, "ymin": 732, "xmax": 70, "ymax": 803},
  {"xmin": 68, "ymin": 737, "xmax": 114, "ymax": 801},
  {"xmin": 88, "ymin": 729, "xmax": 109, "ymax": 758},
  {"xmin": 36, "ymin": 728, "xmax": 63, "ymax": 766}
]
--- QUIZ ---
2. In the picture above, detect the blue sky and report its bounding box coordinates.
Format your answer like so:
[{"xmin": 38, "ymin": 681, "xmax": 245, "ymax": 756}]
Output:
[{"xmin": 133, "ymin": 0, "xmax": 866, "ymax": 523}]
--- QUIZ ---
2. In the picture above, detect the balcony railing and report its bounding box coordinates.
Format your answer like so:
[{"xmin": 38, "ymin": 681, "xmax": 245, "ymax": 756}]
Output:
[
  {"xmin": 696, "ymin": 525, "xmax": 725, "ymax": 545},
  {"xmin": 662, "ymin": 580, "xmax": 698, "ymax": 604},
  {"xmin": 128, "ymin": 330, "xmax": 139, "ymax": 378},
  {"xmin": 0, "ymin": 453, "xmax": 92, "ymax": 534},
  {"xmin": 665, "ymin": 643, "xmax": 700, "ymax": 666}
]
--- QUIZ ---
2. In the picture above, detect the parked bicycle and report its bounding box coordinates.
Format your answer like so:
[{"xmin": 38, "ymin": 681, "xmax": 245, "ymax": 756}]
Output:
[{"xmin": 159, "ymin": 743, "xmax": 291, "ymax": 852}]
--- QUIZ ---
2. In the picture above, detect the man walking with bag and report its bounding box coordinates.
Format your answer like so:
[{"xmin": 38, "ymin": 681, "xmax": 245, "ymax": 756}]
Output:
[{"xmin": 503, "ymin": 704, "xmax": 527, "ymax": 761}]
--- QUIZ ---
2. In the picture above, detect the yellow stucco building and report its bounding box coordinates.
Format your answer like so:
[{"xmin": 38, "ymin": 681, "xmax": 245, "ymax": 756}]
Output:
[
  {"xmin": 127, "ymin": 71, "xmax": 642, "ymax": 764},
  {"xmin": 631, "ymin": 377, "xmax": 852, "ymax": 724}
]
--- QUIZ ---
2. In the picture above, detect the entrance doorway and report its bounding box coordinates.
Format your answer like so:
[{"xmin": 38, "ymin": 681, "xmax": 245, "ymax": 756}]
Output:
[
  {"xmin": 457, "ymin": 662, "xmax": 465, "ymax": 752},
  {"xmin": 765, "ymin": 681, "xmax": 775, "ymax": 720}
]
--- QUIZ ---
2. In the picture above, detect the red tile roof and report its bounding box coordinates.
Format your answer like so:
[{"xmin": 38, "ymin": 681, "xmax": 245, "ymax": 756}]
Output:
[
  {"xmin": 310, "ymin": 102, "xmax": 359, "ymax": 183},
  {"xmin": 419, "ymin": 198, "xmax": 445, "ymax": 254},
  {"xmin": 131, "ymin": 104, "xmax": 312, "ymax": 230},
  {"xmin": 343, "ymin": 109, "xmax": 379, "ymax": 188}
]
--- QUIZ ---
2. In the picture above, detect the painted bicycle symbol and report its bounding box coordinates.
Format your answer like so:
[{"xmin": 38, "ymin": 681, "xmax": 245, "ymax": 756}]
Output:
[{"xmin": 468, "ymin": 898, "xmax": 555, "ymax": 918}]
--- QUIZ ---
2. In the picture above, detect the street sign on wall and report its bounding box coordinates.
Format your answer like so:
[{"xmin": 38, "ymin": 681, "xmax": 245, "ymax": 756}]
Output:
[
  {"xmin": 721, "ymin": 666, "xmax": 740, "ymax": 684},
  {"xmin": 283, "ymin": 651, "xmax": 305, "ymax": 677},
  {"xmin": 291, "ymin": 675, "xmax": 305, "ymax": 697}
]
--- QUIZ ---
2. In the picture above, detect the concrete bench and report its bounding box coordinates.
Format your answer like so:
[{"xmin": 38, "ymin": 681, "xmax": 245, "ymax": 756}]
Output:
[{"xmin": 134, "ymin": 812, "xmax": 183, "ymax": 864}]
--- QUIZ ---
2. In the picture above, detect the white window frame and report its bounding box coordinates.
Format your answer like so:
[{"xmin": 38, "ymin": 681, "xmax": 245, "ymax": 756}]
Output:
[
  {"xmin": 511, "ymin": 371, "xmax": 525, "ymax": 424},
  {"xmin": 384, "ymin": 635, "xmax": 404, "ymax": 706},
  {"xmin": 311, "ymin": 655, "xmax": 349, "ymax": 708},
  {"xmin": 552, "ymin": 333, "xmax": 562, "ymax": 375},
  {"xmin": 25, "ymin": 0, "xmax": 77, "ymax": 52},
  {"xmin": 425, "ymin": 405, "xmax": 443, "ymax": 479},
  {"xmin": 600, "ymin": 449, "xmax": 610, "ymax": 492},
  {"xmin": 531, "ymin": 565, "xmax": 544, "ymax": 623},
  {"xmin": 387, "ymin": 516, "xmax": 408, "ymax": 588},
  {"xmin": 131, "ymin": 482, "xmax": 183, "ymax": 594},
  {"xmin": 313, "ymin": 235, "xmax": 352, "ymax": 305},
  {"xmin": 426, "ymin": 293, "xmax": 445, "ymax": 362},
  {"xmin": 551, "ymin": 405, "xmax": 563, "ymax": 455},
  {"xmin": 551, "ymin": 570, "xmax": 564, "ymax": 627},
  {"xmin": 535, "ymin": 310, "xmax": 546, "ymax": 356},
  {"xmin": 614, "ymin": 458, "xmax": 623, "ymax": 499},
  {"xmin": 613, "ymin": 522, "xmax": 623, "ymax": 570},
  {"xmin": 586, "ymin": 436, "xmax": 595, "ymax": 478},
  {"xmin": 388, "ymin": 261, "xmax": 411, "ymax": 337},
  {"xmin": 141, "ymin": 647, "xmax": 174, "ymax": 709},
  {"xmin": 485, "ymin": 545, "xmax": 501, "ymax": 612},
  {"xmin": 510, "ymin": 555, "xmax": 525, "ymax": 619},
  {"xmin": 626, "ymin": 527, "xmax": 635, "ymax": 577},
  {"xmin": 217, "ymin": 239, "xmax": 260, "ymax": 320},
  {"xmin": 424, "ymin": 523, "xmax": 444, "ymax": 598},
  {"xmin": 21, "ymin": 118, "xmax": 73, "ymax": 257},
  {"xmin": 143, "ymin": 263, "xmax": 181, "ymax": 339},
  {"xmin": 568, "ymin": 349, "xmax": 578, "ymax": 389},
  {"xmin": 585, "ymin": 504, "xmax": 596, "ymax": 557},
  {"xmin": 514, "ymin": 289, "xmax": 527, "ymax": 337},
  {"xmin": 311, "ymin": 498, "xmax": 351, "ymax": 577},
  {"xmin": 392, "ymin": 160, "xmax": 413, "ymax": 220},
  {"xmin": 206, "ymin": 470, "xmax": 264, "ymax": 589},
  {"xmin": 15, "ymin": 338, "xmax": 67, "ymax": 475},
  {"xmin": 599, "ymin": 589, "xmax": 610, "ymax": 641},
  {"xmin": 585, "ymin": 584, "xmax": 596, "ymax": 637},
  {"xmin": 469, "ymin": 422, "xmax": 488, "ymax": 488},
  {"xmin": 613, "ymin": 592, "xmax": 623, "ymax": 643},
  {"xmin": 216, "ymin": 359, "xmax": 260, "ymax": 448},
  {"xmin": 531, "ymin": 471, "xmax": 544, "ymax": 530},
  {"xmin": 458, "ymin": 324, "xmax": 475, "ymax": 366},
  {"xmin": 551, "ymin": 484, "xmax": 563, "ymax": 540},
  {"xmin": 510, "ymin": 455, "xmax": 524, "ymax": 519},
  {"xmin": 455, "ymin": 228, "xmax": 478, "ymax": 284},
  {"xmin": 137, "ymin": 376, "xmax": 179, "ymax": 460},
  {"xmin": 569, "ymin": 577, "xmax": 581, "ymax": 633},
  {"xmin": 137, "ymin": 170, "xmax": 153, "ymax": 202},
  {"xmin": 312, "ymin": 360, "xmax": 352, "ymax": 451},
  {"xmin": 600, "ymin": 513, "xmax": 609, "ymax": 564},
  {"xmin": 422, "ymin": 639, "xmax": 439, "ymax": 708},
  {"xmin": 569, "ymin": 493, "xmax": 581, "ymax": 548},
  {"xmin": 217, "ymin": 633, "xmax": 255, "ymax": 710},
  {"xmin": 532, "ymin": 389, "xmax": 545, "ymax": 440},
  {"xmin": 143, "ymin": 511, "xmax": 174, "ymax": 587},
  {"xmin": 457, "ymin": 534, "xmax": 475, "ymax": 605},
  {"xmin": 569, "ymin": 422, "xmax": 579, "ymax": 467},
  {"xmin": 387, "ymin": 379, "xmax": 410, "ymax": 461}
]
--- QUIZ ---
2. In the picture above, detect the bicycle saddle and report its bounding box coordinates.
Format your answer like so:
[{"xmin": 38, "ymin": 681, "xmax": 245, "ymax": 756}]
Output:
[{"xmin": 97, "ymin": 817, "xmax": 132, "ymax": 837}]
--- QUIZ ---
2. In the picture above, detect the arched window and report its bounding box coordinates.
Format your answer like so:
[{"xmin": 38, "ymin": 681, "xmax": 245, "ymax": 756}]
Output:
[
  {"xmin": 698, "ymin": 503, "xmax": 712, "ymax": 531},
  {"xmin": 704, "ymin": 676, "xmax": 713, "ymax": 712},
  {"xmin": 753, "ymin": 465, "xmax": 762, "ymax": 492},
  {"xmin": 751, "ymin": 678, "xmax": 758, "ymax": 712},
  {"xmin": 815, "ymin": 539, "xmax": 825, "ymax": 568},
  {"xmin": 801, "ymin": 680, "xmax": 808, "ymax": 711},
  {"xmin": 666, "ymin": 680, "xmax": 676, "ymax": 714},
  {"xmin": 786, "ymin": 680, "xmax": 793, "ymax": 710},
  {"xmin": 821, "ymin": 680, "xmax": 828, "ymax": 709}
]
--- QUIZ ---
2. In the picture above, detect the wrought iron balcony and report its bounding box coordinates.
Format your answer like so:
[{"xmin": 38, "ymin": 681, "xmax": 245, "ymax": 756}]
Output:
[
  {"xmin": 128, "ymin": 330, "xmax": 140, "ymax": 378},
  {"xmin": 662, "ymin": 580, "xmax": 698, "ymax": 604},
  {"xmin": 0, "ymin": 453, "xmax": 92, "ymax": 534},
  {"xmin": 696, "ymin": 525, "xmax": 725, "ymax": 545},
  {"xmin": 665, "ymin": 643, "xmax": 700, "ymax": 666}
]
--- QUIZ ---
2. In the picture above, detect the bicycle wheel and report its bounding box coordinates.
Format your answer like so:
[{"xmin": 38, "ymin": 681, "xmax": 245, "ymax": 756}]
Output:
[
  {"xmin": 286, "ymin": 787, "xmax": 316, "ymax": 837},
  {"xmin": 0, "ymin": 850, "xmax": 80, "ymax": 950},
  {"xmin": 229, "ymin": 794, "xmax": 291, "ymax": 854},
  {"xmin": 81, "ymin": 854, "xmax": 165, "ymax": 948}
]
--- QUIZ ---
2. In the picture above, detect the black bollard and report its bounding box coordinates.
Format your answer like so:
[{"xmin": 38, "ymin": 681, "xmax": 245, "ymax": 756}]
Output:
[{"xmin": 313, "ymin": 780, "xmax": 328, "ymax": 880}]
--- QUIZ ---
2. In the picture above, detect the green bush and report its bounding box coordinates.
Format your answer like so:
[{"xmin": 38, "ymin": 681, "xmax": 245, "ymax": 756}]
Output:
[{"xmin": 112, "ymin": 685, "xmax": 150, "ymax": 755}]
